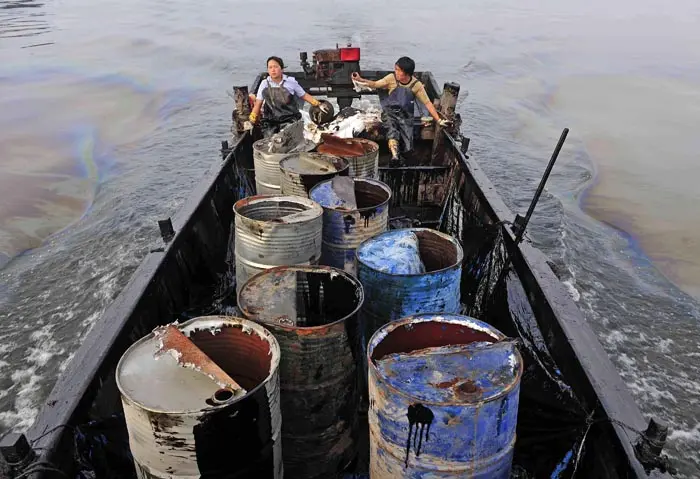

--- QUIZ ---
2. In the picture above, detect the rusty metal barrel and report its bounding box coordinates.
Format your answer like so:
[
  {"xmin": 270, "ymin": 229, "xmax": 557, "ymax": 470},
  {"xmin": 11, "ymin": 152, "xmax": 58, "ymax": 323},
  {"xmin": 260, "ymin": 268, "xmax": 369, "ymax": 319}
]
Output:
[
  {"xmin": 233, "ymin": 195, "xmax": 323, "ymax": 295},
  {"xmin": 238, "ymin": 265, "xmax": 364, "ymax": 479},
  {"xmin": 367, "ymin": 314, "xmax": 523, "ymax": 478},
  {"xmin": 309, "ymin": 177, "xmax": 391, "ymax": 276},
  {"xmin": 356, "ymin": 228, "xmax": 463, "ymax": 345},
  {"xmin": 116, "ymin": 316, "xmax": 283, "ymax": 479},
  {"xmin": 317, "ymin": 137, "xmax": 379, "ymax": 179},
  {"xmin": 279, "ymin": 152, "xmax": 350, "ymax": 197},
  {"xmin": 253, "ymin": 137, "xmax": 316, "ymax": 195}
]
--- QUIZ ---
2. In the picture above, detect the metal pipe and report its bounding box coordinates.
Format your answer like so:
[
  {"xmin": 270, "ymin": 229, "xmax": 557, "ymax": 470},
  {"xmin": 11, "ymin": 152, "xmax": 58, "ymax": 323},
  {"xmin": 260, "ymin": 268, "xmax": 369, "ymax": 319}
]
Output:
[{"xmin": 513, "ymin": 128, "xmax": 569, "ymax": 244}]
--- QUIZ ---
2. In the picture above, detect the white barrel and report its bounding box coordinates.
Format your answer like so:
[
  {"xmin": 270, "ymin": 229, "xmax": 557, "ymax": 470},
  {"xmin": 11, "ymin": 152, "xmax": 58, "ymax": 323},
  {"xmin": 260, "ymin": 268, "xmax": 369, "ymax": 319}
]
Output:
[
  {"xmin": 253, "ymin": 138, "xmax": 316, "ymax": 195},
  {"xmin": 233, "ymin": 195, "xmax": 323, "ymax": 294},
  {"xmin": 317, "ymin": 138, "xmax": 379, "ymax": 179},
  {"xmin": 116, "ymin": 316, "xmax": 283, "ymax": 479}
]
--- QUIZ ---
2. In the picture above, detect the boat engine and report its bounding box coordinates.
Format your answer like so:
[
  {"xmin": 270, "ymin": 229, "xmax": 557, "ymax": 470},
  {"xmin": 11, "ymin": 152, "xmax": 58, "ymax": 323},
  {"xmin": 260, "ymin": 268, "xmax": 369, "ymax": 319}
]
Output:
[{"xmin": 300, "ymin": 44, "xmax": 361, "ymax": 110}]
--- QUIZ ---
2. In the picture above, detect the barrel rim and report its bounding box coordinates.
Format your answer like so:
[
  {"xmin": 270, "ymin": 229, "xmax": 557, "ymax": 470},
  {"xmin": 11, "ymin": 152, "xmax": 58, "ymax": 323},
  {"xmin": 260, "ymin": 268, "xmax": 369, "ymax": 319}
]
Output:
[
  {"xmin": 308, "ymin": 177, "xmax": 392, "ymax": 214},
  {"xmin": 367, "ymin": 313, "xmax": 524, "ymax": 406},
  {"xmin": 237, "ymin": 264, "xmax": 365, "ymax": 332},
  {"xmin": 115, "ymin": 315, "xmax": 281, "ymax": 415},
  {"xmin": 279, "ymin": 153, "xmax": 350, "ymax": 176},
  {"xmin": 318, "ymin": 136, "xmax": 380, "ymax": 156},
  {"xmin": 252, "ymin": 137, "xmax": 316, "ymax": 153},
  {"xmin": 356, "ymin": 227, "xmax": 464, "ymax": 277},
  {"xmin": 233, "ymin": 194, "xmax": 323, "ymax": 220}
]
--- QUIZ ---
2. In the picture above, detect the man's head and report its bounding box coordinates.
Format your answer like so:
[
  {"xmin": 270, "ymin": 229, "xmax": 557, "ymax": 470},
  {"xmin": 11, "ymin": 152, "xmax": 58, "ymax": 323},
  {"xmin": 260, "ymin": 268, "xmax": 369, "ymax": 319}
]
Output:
[{"xmin": 394, "ymin": 56, "xmax": 415, "ymax": 80}]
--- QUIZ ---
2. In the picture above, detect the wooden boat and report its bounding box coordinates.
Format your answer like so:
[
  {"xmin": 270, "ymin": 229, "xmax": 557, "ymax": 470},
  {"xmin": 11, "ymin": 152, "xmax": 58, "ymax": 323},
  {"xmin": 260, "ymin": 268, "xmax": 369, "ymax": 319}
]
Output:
[{"xmin": 1, "ymin": 44, "xmax": 676, "ymax": 479}]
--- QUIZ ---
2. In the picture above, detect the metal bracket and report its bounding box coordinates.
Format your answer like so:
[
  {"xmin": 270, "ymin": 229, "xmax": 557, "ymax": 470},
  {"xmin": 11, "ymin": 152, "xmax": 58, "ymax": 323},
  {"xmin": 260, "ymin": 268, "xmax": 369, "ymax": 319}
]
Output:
[
  {"xmin": 158, "ymin": 218, "xmax": 175, "ymax": 244},
  {"xmin": 0, "ymin": 433, "xmax": 35, "ymax": 476}
]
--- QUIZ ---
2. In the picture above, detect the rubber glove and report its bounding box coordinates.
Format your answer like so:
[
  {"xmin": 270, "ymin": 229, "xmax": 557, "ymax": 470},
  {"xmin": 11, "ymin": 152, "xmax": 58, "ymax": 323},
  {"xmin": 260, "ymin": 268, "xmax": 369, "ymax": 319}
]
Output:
[
  {"xmin": 249, "ymin": 112, "xmax": 258, "ymax": 124},
  {"xmin": 243, "ymin": 121, "xmax": 254, "ymax": 131},
  {"xmin": 438, "ymin": 119, "xmax": 452, "ymax": 127},
  {"xmin": 319, "ymin": 102, "xmax": 331, "ymax": 114}
]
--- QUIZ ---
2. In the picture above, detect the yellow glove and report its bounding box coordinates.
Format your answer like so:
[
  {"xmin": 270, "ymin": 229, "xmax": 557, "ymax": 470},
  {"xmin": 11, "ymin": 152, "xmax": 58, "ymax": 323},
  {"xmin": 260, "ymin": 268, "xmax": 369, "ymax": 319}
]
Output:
[
  {"xmin": 249, "ymin": 112, "xmax": 258, "ymax": 124},
  {"xmin": 310, "ymin": 98, "xmax": 321, "ymax": 107}
]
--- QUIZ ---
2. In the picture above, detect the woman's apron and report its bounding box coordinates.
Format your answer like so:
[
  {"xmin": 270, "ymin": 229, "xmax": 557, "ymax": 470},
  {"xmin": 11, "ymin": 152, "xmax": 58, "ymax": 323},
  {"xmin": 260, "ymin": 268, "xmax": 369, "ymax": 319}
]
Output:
[
  {"xmin": 261, "ymin": 77, "xmax": 302, "ymax": 137},
  {"xmin": 380, "ymin": 76, "xmax": 418, "ymax": 152}
]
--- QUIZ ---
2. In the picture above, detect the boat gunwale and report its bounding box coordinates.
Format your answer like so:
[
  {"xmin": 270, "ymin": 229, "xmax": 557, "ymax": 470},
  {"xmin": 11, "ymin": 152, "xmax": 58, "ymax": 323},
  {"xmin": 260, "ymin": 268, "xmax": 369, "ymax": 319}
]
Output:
[{"xmin": 16, "ymin": 70, "xmax": 665, "ymax": 479}]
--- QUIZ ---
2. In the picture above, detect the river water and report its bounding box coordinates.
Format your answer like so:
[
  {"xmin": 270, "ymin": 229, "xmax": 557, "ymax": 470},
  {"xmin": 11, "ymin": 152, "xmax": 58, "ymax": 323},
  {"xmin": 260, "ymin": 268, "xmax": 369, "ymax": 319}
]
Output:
[{"xmin": 1, "ymin": 0, "xmax": 699, "ymax": 475}]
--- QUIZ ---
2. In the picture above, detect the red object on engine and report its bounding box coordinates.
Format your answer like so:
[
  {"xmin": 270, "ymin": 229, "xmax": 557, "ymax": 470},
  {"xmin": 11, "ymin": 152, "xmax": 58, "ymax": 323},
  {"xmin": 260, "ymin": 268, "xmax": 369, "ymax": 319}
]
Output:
[{"xmin": 340, "ymin": 47, "xmax": 360, "ymax": 62}]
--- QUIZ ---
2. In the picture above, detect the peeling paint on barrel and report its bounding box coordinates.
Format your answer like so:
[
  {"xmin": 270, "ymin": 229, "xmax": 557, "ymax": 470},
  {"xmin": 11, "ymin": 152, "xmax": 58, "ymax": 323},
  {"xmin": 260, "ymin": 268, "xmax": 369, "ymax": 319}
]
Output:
[
  {"xmin": 309, "ymin": 178, "xmax": 391, "ymax": 276},
  {"xmin": 280, "ymin": 152, "xmax": 350, "ymax": 198},
  {"xmin": 238, "ymin": 265, "xmax": 364, "ymax": 479},
  {"xmin": 233, "ymin": 195, "xmax": 323, "ymax": 295},
  {"xmin": 116, "ymin": 316, "xmax": 283, "ymax": 479},
  {"xmin": 356, "ymin": 228, "xmax": 463, "ymax": 348},
  {"xmin": 367, "ymin": 314, "xmax": 523, "ymax": 478},
  {"xmin": 253, "ymin": 138, "xmax": 316, "ymax": 195},
  {"xmin": 317, "ymin": 138, "xmax": 379, "ymax": 179}
]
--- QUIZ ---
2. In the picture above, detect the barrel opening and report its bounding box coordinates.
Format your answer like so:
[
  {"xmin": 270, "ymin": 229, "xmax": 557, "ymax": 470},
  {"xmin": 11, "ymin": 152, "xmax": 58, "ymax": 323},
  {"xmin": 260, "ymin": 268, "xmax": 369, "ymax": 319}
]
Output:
[
  {"xmin": 370, "ymin": 320, "xmax": 497, "ymax": 363},
  {"xmin": 415, "ymin": 230, "xmax": 460, "ymax": 272},
  {"xmin": 188, "ymin": 325, "xmax": 271, "ymax": 392},
  {"xmin": 290, "ymin": 270, "xmax": 361, "ymax": 327},
  {"xmin": 237, "ymin": 199, "xmax": 311, "ymax": 222},
  {"xmin": 355, "ymin": 181, "xmax": 390, "ymax": 209}
]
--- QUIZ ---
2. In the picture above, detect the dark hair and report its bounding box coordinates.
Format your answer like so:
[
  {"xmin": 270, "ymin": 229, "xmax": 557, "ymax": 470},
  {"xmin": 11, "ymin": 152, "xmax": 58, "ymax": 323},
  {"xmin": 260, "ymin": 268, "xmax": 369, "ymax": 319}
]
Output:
[
  {"xmin": 395, "ymin": 56, "xmax": 415, "ymax": 76},
  {"xmin": 266, "ymin": 56, "xmax": 285, "ymax": 69}
]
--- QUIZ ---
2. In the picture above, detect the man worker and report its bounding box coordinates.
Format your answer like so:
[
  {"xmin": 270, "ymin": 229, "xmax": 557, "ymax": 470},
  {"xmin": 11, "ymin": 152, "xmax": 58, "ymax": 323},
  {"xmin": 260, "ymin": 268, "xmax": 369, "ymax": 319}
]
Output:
[{"xmin": 352, "ymin": 56, "xmax": 450, "ymax": 161}]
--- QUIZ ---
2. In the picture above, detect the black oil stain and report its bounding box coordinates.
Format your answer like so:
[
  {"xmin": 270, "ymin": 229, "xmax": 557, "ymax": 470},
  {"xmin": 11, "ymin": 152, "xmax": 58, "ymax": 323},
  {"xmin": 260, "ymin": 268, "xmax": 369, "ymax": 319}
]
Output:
[
  {"xmin": 405, "ymin": 403, "xmax": 434, "ymax": 467},
  {"xmin": 343, "ymin": 214, "xmax": 355, "ymax": 234}
]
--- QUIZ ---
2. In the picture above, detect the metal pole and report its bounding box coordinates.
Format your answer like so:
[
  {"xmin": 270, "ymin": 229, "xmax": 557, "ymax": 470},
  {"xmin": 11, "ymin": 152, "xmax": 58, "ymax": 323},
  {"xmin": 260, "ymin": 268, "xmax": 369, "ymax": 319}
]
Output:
[{"xmin": 513, "ymin": 128, "xmax": 569, "ymax": 244}]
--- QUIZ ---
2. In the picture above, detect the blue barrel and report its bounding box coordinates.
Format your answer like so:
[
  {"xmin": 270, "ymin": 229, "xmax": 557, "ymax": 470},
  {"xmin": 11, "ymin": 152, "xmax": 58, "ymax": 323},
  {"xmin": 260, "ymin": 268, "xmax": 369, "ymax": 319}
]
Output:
[
  {"xmin": 367, "ymin": 314, "xmax": 523, "ymax": 478},
  {"xmin": 310, "ymin": 177, "xmax": 391, "ymax": 276},
  {"xmin": 356, "ymin": 228, "xmax": 463, "ymax": 346}
]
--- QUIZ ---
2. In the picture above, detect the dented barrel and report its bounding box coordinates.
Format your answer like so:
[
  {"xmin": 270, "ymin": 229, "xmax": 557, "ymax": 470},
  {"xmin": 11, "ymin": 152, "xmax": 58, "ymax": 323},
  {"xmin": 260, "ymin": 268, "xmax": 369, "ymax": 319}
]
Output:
[
  {"xmin": 356, "ymin": 228, "xmax": 463, "ymax": 345},
  {"xmin": 317, "ymin": 137, "xmax": 379, "ymax": 179},
  {"xmin": 116, "ymin": 316, "xmax": 283, "ymax": 479},
  {"xmin": 238, "ymin": 265, "xmax": 364, "ymax": 479},
  {"xmin": 367, "ymin": 314, "xmax": 523, "ymax": 478},
  {"xmin": 253, "ymin": 137, "xmax": 316, "ymax": 195},
  {"xmin": 309, "ymin": 177, "xmax": 391, "ymax": 276},
  {"xmin": 233, "ymin": 195, "xmax": 323, "ymax": 294},
  {"xmin": 280, "ymin": 152, "xmax": 350, "ymax": 197}
]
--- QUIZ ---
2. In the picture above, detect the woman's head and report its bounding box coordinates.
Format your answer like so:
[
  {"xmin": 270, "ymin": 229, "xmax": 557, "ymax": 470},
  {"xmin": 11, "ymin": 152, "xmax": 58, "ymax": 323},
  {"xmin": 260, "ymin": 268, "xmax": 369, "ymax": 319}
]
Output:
[
  {"xmin": 394, "ymin": 56, "xmax": 415, "ymax": 80},
  {"xmin": 267, "ymin": 56, "xmax": 285, "ymax": 80}
]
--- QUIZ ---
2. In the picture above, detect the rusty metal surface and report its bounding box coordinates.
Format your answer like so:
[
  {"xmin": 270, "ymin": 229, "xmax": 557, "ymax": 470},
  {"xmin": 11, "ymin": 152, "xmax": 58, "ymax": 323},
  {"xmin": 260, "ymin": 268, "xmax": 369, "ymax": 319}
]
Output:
[
  {"xmin": 233, "ymin": 195, "xmax": 323, "ymax": 295},
  {"xmin": 367, "ymin": 314, "xmax": 523, "ymax": 478},
  {"xmin": 317, "ymin": 137, "xmax": 379, "ymax": 179},
  {"xmin": 155, "ymin": 324, "xmax": 245, "ymax": 395},
  {"xmin": 237, "ymin": 265, "xmax": 364, "ymax": 479},
  {"xmin": 356, "ymin": 228, "xmax": 463, "ymax": 349},
  {"xmin": 309, "ymin": 177, "xmax": 391, "ymax": 276},
  {"xmin": 313, "ymin": 48, "xmax": 342, "ymax": 63},
  {"xmin": 280, "ymin": 152, "xmax": 350, "ymax": 198},
  {"xmin": 116, "ymin": 316, "xmax": 282, "ymax": 478},
  {"xmin": 252, "ymin": 137, "xmax": 316, "ymax": 195}
]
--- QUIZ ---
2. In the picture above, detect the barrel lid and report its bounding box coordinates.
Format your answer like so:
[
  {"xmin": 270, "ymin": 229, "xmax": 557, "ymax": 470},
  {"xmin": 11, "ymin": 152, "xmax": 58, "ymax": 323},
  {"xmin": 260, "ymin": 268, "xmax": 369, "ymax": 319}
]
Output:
[
  {"xmin": 116, "ymin": 317, "xmax": 280, "ymax": 413},
  {"xmin": 117, "ymin": 331, "xmax": 221, "ymax": 412},
  {"xmin": 280, "ymin": 153, "xmax": 348, "ymax": 175}
]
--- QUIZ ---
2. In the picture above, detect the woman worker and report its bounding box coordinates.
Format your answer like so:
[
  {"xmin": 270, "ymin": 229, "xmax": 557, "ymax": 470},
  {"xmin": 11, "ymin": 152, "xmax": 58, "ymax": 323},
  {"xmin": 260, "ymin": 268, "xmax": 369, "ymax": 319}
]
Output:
[
  {"xmin": 248, "ymin": 56, "xmax": 330, "ymax": 137},
  {"xmin": 352, "ymin": 56, "xmax": 450, "ymax": 162}
]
